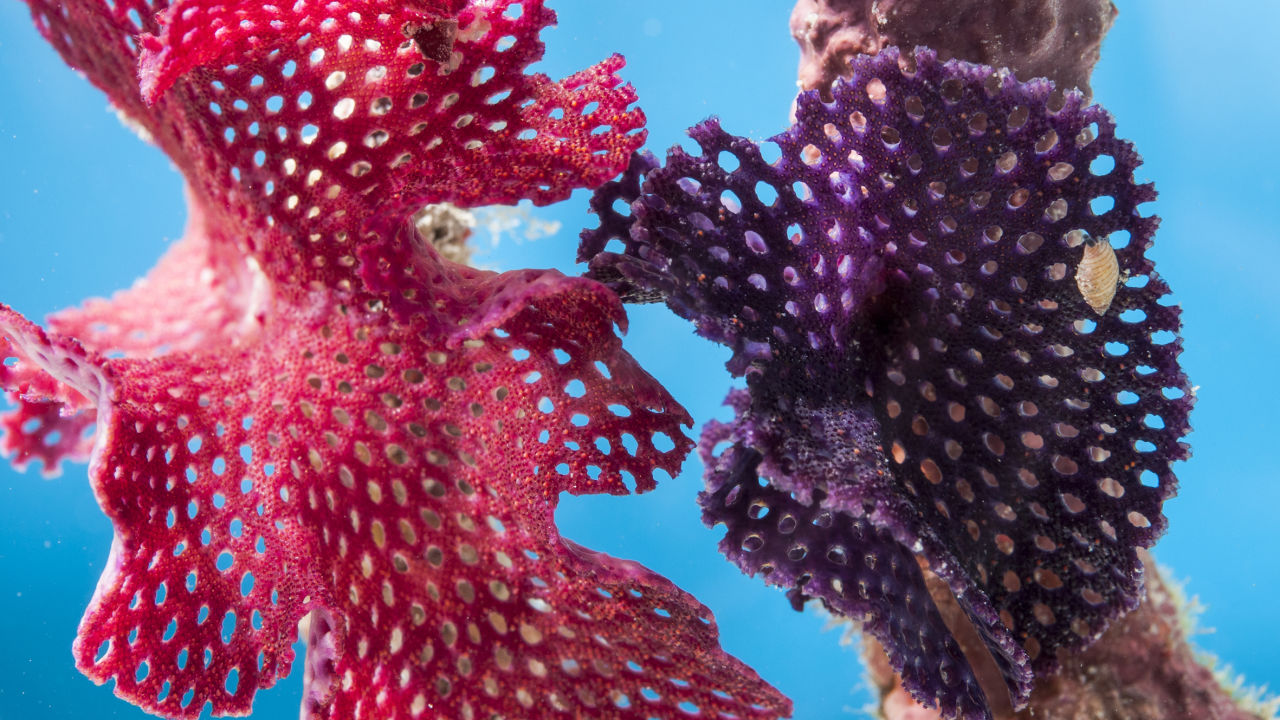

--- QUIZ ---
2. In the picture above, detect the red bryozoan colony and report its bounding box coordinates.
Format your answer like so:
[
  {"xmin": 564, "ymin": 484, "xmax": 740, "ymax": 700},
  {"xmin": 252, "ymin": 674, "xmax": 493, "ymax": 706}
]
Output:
[{"xmin": 0, "ymin": 0, "xmax": 792, "ymax": 718}]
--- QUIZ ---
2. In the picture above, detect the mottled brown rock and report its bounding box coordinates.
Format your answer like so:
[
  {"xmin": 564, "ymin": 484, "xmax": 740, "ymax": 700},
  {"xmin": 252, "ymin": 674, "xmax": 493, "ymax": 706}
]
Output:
[
  {"xmin": 791, "ymin": 0, "xmax": 1117, "ymax": 101},
  {"xmin": 866, "ymin": 552, "xmax": 1267, "ymax": 720}
]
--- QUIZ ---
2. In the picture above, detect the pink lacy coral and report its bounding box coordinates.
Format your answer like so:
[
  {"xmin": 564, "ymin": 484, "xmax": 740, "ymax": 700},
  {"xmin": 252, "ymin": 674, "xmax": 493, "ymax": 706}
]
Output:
[{"xmin": 3, "ymin": 0, "xmax": 791, "ymax": 717}]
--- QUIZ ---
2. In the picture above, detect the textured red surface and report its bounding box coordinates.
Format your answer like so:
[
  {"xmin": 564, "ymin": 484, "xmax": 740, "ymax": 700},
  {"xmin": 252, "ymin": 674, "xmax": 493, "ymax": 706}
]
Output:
[{"xmin": 3, "ymin": 0, "xmax": 792, "ymax": 718}]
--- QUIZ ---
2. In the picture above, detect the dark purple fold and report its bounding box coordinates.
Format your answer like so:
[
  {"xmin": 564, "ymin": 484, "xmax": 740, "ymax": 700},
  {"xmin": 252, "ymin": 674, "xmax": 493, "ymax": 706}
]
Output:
[{"xmin": 699, "ymin": 394, "xmax": 1032, "ymax": 719}]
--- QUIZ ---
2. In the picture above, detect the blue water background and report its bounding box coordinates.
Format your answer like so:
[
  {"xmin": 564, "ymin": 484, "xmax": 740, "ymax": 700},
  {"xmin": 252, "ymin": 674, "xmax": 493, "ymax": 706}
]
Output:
[{"xmin": 1, "ymin": 1, "xmax": 1277, "ymax": 717}]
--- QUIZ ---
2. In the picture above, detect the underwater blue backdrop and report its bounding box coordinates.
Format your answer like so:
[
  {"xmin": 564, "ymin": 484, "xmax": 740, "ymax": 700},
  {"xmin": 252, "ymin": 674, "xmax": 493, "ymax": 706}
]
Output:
[{"xmin": 1, "ymin": 1, "xmax": 1277, "ymax": 717}]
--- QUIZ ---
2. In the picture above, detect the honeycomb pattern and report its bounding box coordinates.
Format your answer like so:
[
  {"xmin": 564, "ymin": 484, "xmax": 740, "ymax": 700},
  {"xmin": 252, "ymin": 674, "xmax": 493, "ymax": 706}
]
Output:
[
  {"xmin": 27, "ymin": 0, "xmax": 646, "ymax": 301},
  {"xmin": 2, "ymin": 274, "xmax": 792, "ymax": 719},
  {"xmin": 581, "ymin": 48, "xmax": 1193, "ymax": 719},
  {"xmin": 2, "ymin": 0, "xmax": 794, "ymax": 718},
  {"xmin": 696, "ymin": 387, "xmax": 1034, "ymax": 716},
  {"xmin": 698, "ymin": 395, "xmax": 1022, "ymax": 720}
]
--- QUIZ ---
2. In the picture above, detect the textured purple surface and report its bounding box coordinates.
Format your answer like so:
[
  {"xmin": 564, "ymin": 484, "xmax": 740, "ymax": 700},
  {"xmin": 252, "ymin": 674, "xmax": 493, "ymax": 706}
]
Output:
[
  {"xmin": 580, "ymin": 48, "xmax": 1193, "ymax": 719},
  {"xmin": 699, "ymin": 390, "xmax": 1022, "ymax": 720}
]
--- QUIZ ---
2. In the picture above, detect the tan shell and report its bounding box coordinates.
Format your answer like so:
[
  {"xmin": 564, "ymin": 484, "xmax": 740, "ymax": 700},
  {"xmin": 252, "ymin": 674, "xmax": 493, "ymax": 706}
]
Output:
[{"xmin": 1075, "ymin": 237, "xmax": 1119, "ymax": 315}]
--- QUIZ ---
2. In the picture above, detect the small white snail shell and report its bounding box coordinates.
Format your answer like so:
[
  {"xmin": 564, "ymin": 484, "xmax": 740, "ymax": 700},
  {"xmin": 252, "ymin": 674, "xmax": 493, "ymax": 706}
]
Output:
[{"xmin": 1075, "ymin": 236, "xmax": 1120, "ymax": 315}]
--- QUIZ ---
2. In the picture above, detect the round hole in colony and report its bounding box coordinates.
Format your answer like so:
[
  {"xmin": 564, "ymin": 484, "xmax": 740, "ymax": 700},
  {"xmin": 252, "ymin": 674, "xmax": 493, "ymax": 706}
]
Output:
[{"xmin": 333, "ymin": 98, "xmax": 356, "ymax": 120}]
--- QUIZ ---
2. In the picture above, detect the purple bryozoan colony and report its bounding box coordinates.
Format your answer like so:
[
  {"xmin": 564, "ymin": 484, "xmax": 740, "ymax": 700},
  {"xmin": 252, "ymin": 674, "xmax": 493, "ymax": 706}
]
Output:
[{"xmin": 580, "ymin": 47, "xmax": 1192, "ymax": 720}]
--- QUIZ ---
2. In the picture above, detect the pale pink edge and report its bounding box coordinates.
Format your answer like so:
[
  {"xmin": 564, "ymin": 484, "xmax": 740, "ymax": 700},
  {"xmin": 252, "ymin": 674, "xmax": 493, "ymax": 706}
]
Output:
[{"xmin": 0, "ymin": 305, "xmax": 138, "ymax": 703}]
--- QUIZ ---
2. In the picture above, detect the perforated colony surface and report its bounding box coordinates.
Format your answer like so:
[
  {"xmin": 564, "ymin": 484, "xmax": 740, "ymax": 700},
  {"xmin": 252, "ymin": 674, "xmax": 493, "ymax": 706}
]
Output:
[
  {"xmin": 582, "ymin": 48, "xmax": 1191, "ymax": 718},
  {"xmin": 0, "ymin": 0, "xmax": 792, "ymax": 718}
]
